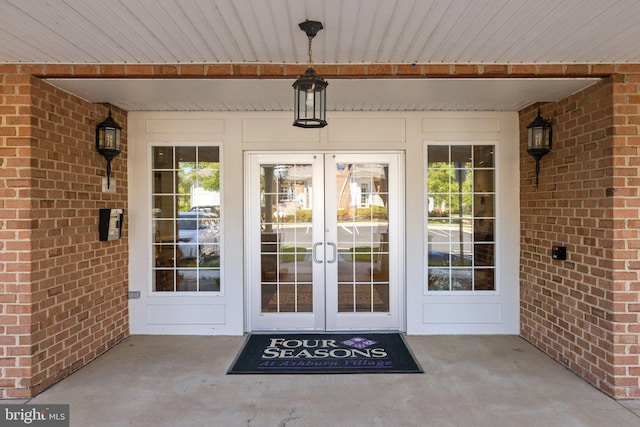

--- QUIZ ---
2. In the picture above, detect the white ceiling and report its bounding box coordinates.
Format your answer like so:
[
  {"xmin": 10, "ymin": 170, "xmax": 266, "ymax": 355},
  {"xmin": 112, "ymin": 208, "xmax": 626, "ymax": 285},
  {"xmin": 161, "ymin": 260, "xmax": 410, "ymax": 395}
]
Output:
[
  {"xmin": 3, "ymin": 0, "xmax": 640, "ymax": 64},
  {"xmin": 48, "ymin": 77, "xmax": 599, "ymax": 112},
  {"xmin": 3, "ymin": 0, "xmax": 637, "ymax": 111}
]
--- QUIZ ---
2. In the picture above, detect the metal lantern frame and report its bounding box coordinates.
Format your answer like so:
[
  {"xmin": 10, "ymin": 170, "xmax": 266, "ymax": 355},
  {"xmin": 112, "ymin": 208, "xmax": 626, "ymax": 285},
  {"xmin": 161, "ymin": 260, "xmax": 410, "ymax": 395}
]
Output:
[
  {"xmin": 526, "ymin": 108, "xmax": 553, "ymax": 189},
  {"xmin": 96, "ymin": 109, "xmax": 122, "ymax": 189},
  {"xmin": 293, "ymin": 20, "xmax": 328, "ymax": 128}
]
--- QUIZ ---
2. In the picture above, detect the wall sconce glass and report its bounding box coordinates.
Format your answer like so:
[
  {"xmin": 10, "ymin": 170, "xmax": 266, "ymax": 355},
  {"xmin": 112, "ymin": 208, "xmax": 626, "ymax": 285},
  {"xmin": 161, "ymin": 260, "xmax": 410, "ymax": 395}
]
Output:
[
  {"xmin": 527, "ymin": 108, "xmax": 553, "ymax": 189},
  {"xmin": 96, "ymin": 109, "xmax": 122, "ymax": 189},
  {"xmin": 293, "ymin": 20, "xmax": 328, "ymax": 128}
]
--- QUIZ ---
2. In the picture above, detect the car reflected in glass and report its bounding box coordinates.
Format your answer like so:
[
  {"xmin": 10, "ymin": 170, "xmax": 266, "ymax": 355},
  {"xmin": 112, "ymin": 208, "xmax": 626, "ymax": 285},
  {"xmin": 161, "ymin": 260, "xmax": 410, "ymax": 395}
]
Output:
[{"xmin": 177, "ymin": 212, "xmax": 219, "ymax": 262}]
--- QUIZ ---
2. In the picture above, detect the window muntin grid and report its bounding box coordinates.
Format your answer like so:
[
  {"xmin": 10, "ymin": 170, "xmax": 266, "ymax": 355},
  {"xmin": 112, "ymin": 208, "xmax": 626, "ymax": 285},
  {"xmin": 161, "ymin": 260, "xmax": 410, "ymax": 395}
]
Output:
[
  {"xmin": 151, "ymin": 146, "xmax": 221, "ymax": 293},
  {"xmin": 336, "ymin": 162, "xmax": 390, "ymax": 313},
  {"xmin": 260, "ymin": 163, "xmax": 314, "ymax": 313},
  {"xmin": 425, "ymin": 144, "xmax": 496, "ymax": 292}
]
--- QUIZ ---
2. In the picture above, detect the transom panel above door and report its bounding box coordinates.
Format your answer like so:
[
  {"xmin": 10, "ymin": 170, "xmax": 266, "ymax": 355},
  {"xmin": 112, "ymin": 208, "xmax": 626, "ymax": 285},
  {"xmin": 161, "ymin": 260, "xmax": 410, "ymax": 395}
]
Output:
[{"xmin": 245, "ymin": 152, "xmax": 404, "ymax": 331}]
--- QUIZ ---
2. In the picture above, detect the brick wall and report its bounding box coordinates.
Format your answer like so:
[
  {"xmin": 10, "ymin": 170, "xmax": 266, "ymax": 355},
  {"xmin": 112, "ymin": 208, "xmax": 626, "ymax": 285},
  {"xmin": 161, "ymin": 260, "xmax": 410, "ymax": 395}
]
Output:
[
  {"xmin": 0, "ymin": 67, "xmax": 129, "ymax": 398},
  {"xmin": 520, "ymin": 73, "xmax": 640, "ymax": 398},
  {"xmin": 0, "ymin": 70, "xmax": 32, "ymax": 398}
]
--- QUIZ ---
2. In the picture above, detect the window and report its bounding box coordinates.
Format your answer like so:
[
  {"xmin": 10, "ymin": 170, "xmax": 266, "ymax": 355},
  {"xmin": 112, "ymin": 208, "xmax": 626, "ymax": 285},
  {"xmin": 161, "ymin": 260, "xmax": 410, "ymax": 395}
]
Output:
[
  {"xmin": 360, "ymin": 182, "xmax": 369, "ymax": 206},
  {"xmin": 151, "ymin": 145, "xmax": 221, "ymax": 292},
  {"xmin": 425, "ymin": 144, "xmax": 495, "ymax": 292}
]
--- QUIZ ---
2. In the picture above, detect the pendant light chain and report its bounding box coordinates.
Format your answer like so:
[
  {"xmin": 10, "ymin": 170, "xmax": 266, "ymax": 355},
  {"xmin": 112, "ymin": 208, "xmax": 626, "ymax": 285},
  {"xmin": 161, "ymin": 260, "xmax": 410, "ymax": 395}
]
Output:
[{"xmin": 307, "ymin": 35, "xmax": 314, "ymax": 67}]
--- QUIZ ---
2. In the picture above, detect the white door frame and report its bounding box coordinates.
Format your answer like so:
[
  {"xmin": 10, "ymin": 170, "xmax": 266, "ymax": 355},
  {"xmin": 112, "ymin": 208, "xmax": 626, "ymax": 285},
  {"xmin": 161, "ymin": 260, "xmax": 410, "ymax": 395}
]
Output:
[
  {"xmin": 245, "ymin": 152, "xmax": 325, "ymax": 330},
  {"xmin": 244, "ymin": 151, "xmax": 405, "ymax": 332}
]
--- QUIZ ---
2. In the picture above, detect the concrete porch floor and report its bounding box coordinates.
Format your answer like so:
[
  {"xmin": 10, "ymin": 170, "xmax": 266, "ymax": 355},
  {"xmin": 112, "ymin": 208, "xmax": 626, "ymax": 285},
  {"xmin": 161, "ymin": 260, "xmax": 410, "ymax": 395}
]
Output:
[{"xmin": 5, "ymin": 335, "xmax": 640, "ymax": 426}]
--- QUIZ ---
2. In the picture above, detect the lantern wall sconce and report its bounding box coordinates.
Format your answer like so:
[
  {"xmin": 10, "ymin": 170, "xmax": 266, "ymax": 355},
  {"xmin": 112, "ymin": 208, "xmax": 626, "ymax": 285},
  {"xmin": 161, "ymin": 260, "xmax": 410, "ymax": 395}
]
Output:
[
  {"xmin": 526, "ymin": 108, "xmax": 553, "ymax": 189},
  {"xmin": 293, "ymin": 20, "xmax": 328, "ymax": 128},
  {"xmin": 96, "ymin": 109, "xmax": 122, "ymax": 189}
]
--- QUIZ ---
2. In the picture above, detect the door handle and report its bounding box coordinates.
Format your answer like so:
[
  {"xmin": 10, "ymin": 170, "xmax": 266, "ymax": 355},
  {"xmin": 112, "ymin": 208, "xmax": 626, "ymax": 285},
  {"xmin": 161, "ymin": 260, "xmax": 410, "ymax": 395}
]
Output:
[
  {"xmin": 327, "ymin": 242, "xmax": 337, "ymax": 264},
  {"xmin": 312, "ymin": 242, "xmax": 323, "ymax": 263}
]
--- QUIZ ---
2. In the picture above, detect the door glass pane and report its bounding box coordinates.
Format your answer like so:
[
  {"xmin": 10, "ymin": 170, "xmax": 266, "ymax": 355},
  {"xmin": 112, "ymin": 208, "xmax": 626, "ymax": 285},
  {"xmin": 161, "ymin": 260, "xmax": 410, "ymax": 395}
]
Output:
[
  {"xmin": 260, "ymin": 164, "xmax": 314, "ymax": 313},
  {"xmin": 336, "ymin": 163, "xmax": 390, "ymax": 313},
  {"xmin": 151, "ymin": 146, "xmax": 221, "ymax": 292}
]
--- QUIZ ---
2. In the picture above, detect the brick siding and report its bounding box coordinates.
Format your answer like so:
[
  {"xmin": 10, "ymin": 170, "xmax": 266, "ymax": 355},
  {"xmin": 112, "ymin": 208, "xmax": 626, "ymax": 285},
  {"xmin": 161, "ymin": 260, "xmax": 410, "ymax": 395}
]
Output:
[
  {"xmin": 520, "ymin": 73, "xmax": 640, "ymax": 398},
  {"xmin": 0, "ymin": 69, "xmax": 128, "ymax": 398}
]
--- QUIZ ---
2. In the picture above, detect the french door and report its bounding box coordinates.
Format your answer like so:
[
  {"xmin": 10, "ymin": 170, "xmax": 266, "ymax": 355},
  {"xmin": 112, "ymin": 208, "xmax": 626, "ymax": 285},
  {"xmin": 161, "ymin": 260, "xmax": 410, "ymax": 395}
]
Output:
[{"xmin": 245, "ymin": 152, "xmax": 404, "ymax": 331}]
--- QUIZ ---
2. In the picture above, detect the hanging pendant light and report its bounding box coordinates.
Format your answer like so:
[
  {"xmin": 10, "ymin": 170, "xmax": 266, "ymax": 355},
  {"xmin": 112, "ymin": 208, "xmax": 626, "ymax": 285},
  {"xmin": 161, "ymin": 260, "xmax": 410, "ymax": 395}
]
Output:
[{"xmin": 293, "ymin": 20, "xmax": 328, "ymax": 128}]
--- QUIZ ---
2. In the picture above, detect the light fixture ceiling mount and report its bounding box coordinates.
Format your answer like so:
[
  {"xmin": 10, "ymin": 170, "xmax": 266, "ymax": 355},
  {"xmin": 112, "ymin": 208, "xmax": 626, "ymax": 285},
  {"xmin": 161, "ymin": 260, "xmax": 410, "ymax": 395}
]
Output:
[{"xmin": 299, "ymin": 20, "xmax": 323, "ymax": 38}]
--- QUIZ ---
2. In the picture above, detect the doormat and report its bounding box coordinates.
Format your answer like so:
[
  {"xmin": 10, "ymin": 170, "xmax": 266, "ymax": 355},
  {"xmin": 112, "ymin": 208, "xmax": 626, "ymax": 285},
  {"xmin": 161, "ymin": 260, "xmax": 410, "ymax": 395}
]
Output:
[{"xmin": 227, "ymin": 333, "xmax": 423, "ymax": 374}]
